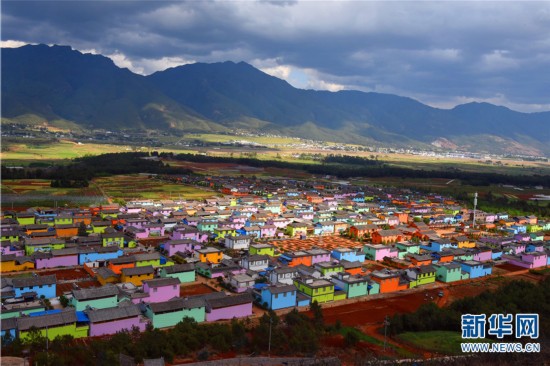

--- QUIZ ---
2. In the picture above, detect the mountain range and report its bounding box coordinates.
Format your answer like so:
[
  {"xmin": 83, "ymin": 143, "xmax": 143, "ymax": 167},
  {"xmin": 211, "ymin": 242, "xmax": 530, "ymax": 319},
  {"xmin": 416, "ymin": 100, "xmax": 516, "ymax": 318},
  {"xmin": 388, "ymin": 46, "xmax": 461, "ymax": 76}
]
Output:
[{"xmin": 2, "ymin": 44, "xmax": 549, "ymax": 155}]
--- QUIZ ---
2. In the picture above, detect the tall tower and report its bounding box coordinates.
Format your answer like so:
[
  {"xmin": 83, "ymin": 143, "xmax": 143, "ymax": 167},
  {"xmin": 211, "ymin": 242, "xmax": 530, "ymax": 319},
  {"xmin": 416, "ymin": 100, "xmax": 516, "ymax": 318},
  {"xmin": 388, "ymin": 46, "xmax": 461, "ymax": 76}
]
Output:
[{"xmin": 472, "ymin": 192, "xmax": 478, "ymax": 229}]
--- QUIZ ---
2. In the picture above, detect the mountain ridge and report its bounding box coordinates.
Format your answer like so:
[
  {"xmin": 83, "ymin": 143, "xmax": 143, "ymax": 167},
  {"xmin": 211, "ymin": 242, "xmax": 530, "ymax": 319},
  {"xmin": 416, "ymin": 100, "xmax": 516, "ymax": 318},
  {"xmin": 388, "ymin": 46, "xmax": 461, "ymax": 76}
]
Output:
[{"xmin": 2, "ymin": 44, "xmax": 549, "ymax": 155}]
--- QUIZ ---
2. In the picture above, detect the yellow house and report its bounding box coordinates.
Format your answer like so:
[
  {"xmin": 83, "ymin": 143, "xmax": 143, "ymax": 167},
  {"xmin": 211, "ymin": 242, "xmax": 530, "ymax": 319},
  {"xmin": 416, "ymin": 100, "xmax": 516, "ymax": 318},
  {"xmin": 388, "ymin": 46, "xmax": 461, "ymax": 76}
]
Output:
[
  {"xmin": 453, "ymin": 236, "xmax": 476, "ymax": 249},
  {"xmin": 0, "ymin": 255, "xmax": 35, "ymax": 273},
  {"xmin": 120, "ymin": 265, "xmax": 155, "ymax": 286},
  {"xmin": 197, "ymin": 247, "xmax": 223, "ymax": 264}
]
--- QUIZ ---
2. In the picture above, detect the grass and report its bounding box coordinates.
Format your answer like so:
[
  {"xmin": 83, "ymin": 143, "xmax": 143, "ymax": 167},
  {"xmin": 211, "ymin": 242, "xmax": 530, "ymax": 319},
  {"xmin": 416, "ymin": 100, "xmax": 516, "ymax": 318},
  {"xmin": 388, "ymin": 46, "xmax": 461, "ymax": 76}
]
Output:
[
  {"xmin": 396, "ymin": 330, "xmax": 496, "ymax": 355},
  {"xmin": 338, "ymin": 326, "xmax": 416, "ymax": 358},
  {"xmin": 182, "ymin": 133, "xmax": 299, "ymax": 145}
]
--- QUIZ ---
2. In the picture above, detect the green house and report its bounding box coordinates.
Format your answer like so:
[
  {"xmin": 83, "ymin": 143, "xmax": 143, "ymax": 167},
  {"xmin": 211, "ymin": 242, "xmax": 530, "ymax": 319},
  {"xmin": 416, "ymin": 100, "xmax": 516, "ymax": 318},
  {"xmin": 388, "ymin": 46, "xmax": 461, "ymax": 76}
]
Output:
[
  {"xmin": 314, "ymin": 262, "xmax": 344, "ymax": 278},
  {"xmin": 330, "ymin": 273, "xmax": 369, "ymax": 298},
  {"xmin": 16, "ymin": 213, "xmax": 35, "ymax": 226},
  {"xmin": 69, "ymin": 284, "xmax": 119, "ymax": 311},
  {"xmin": 159, "ymin": 263, "xmax": 196, "ymax": 284},
  {"xmin": 135, "ymin": 252, "xmax": 174, "ymax": 268},
  {"xmin": 293, "ymin": 277, "xmax": 335, "ymax": 303},
  {"xmin": 396, "ymin": 241, "xmax": 420, "ymax": 258},
  {"xmin": 91, "ymin": 221, "xmax": 111, "ymax": 234},
  {"xmin": 197, "ymin": 219, "xmax": 218, "ymax": 233},
  {"xmin": 102, "ymin": 232, "xmax": 125, "ymax": 248},
  {"xmin": 1, "ymin": 304, "xmax": 46, "ymax": 320},
  {"xmin": 213, "ymin": 227, "xmax": 236, "ymax": 239},
  {"xmin": 405, "ymin": 265, "xmax": 436, "ymax": 286},
  {"xmin": 24, "ymin": 238, "xmax": 66, "ymax": 255},
  {"xmin": 145, "ymin": 298, "xmax": 206, "ymax": 328},
  {"xmin": 249, "ymin": 243, "xmax": 275, "ymax": 257},
  {"xmin": 18, "ymin": 309, "xmax": 89, "ymax": 341},
  {"xmin": 54, "ymin": 215, "xmax": 73, "ymax": 225},
  {"xmin": 1, "ymin": 231, "xmax": 21, "ymax": 243},
  {"xmin": 433, "ymin": 262, "xmax": 469, "ymax": 283}
]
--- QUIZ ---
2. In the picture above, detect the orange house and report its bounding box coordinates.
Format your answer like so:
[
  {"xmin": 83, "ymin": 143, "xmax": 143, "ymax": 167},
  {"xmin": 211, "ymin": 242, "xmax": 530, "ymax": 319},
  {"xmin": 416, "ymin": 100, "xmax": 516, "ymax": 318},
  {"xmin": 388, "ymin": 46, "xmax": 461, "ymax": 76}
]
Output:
[
  {"xmin": 0, "ymin": 255, "xmax": 35, "ymax": 273},
  {"xmin": 372, "ymin": 229, "xmax": 403, "ymax": 244},
  {"xmin": 438, "ymin": 251, "xmax": 455, "ymax": 263},
  {"xmin": 55, "ymin": 224, "xmax": 79, "ymax": 238},
  {"xmin": 407, "ymin": 254, "xmax": 433, "ymax": 266},
  {"xmin": 108, "ymin": 256, "xmax": 136, "ymax": 274},
  {"xmin": 25, "ymin": 224, "xmax": 50, "ymax": 235},
  {"xmin": 341, "ymin": 260, "xmax": 363, "ymax": 275},
  {"xmin": 395, "ymin": 212, "xmax": 409, "ymax": 224},
  {"xmin": 370, "ymin": 269, "xmax": 409, "ymax": 293},
  {"xmin": 349, "ymin": 224, "xmax": 378, "ymax": 239},
  {"xmin": 283, "ymin": 251, "xmax": 313, "ymax": 267},
  {"xmin": 197, "ymin": 247, "xmax": 223, "ymax": 264}
]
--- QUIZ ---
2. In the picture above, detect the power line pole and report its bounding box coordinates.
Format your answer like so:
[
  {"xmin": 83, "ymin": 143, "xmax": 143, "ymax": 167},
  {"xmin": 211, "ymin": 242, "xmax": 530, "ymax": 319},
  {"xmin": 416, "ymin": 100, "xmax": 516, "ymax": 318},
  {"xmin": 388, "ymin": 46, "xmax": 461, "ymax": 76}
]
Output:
[{"xmin": 472, "ymin": 192, "xmax": 478, "ymax": 230}]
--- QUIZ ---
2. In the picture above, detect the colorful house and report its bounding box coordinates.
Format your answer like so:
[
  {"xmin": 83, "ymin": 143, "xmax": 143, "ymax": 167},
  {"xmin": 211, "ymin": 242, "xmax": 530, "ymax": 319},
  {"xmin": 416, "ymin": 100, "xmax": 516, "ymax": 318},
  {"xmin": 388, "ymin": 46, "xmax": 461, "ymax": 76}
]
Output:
[
  {"xmin": 33, "ymin": 248, "xmax": 79, "ymax": 269},
  {"xmin": 140, "ymin": 277, "xmax": 181, "ymax": 303},
  {"xmin": 502, "ymin": 252, "xmax": 548, "ymax": 269},
  {"xmin": 70, "ymin": 284, "xmax": 119, "ymax": 311},
  {"xmin": 269, "ymin": 267, "xmax": 300, "ymax": 285},
  {"xmin": 293, "ymin": 277, "xmax": 335, "ymax": 303},
  {"xmin": 227, "ymin": 273, "xmax": 255, "ymax": 293},
  {"xmin": 12, "ymin": 275, "xmax": 56, "ymax": 299},
  {"xmin": 285, "ymin": 222, "xmax": 308, "ymax": 237},
  {"xmin": 371, "ymin": 229, "xmax": 403, "ymax": 244},
  {"xmin": 120, "ymin": 266, "xmax": 155, "ymax": 286},
  {"xmin": 17, "ymin": 309, "xmax": 89, "ymax": 341},
  {"xmin": 249, "ymin": 243, "xmax": 276, "ymax": 257},
  {"xmin": 433, "ymin": 262, "xmax": 469, "ymax": 283},
  {"xmin": 370, "ymin": 269, "xmax": 409, "ymax": 293},
  {"xmin": 314, "ymin": 261, "xmax": 345, "ymax": 279},
  {"xmin": 279, "ymin": 251, "xmax": 312, "ymax": 267},
  {"xmin": 405, "ymin": 265, "xmax": 437, "ymax": 286},
  {"xmin": 96, "ymin": 267, "xmax": 119, "ymax": 286},
  {"xmin": 331, "ymin": 247, "xmax": 365, "ymax": 263},
  {"xmin": 159, "ymin": 263, "xmax": 196, "ymax": 284},
  {"xmin": 224, "ymin": 235, "xmax": 252, "ymax": 250},
  {"xmin": 257, "ymin": 284, "xmax": 298, "ymax": 310},
  {"xmin": 87, "ymin": 303, "xmax": 148, "ymax": 337},
  {"xmin": 108, "ymin": 256, "xmax": 136, "ymax": 274},
  {"xmin": 363, "ymin": 244, "xmax": 399, "ymax": 261},
  {"xmin": 330, "ymin": 272, "xmax": 369, "ymax": 298},
  {"xmin": 0, "ymin": 255, "xmax": 34, "ymax": 273},
  {"xmin": 197, "ymin": 247, "xmax": 223, "ymax": 264},
  {"xmin": 144, "ymin": 297, "xmax": 207, "ymax": 328},
  {"xmin": 203, "ymin": 292, "xmax": 253, "ymax": 321},
  {"xmin": 458, "ymin": 260, "xmax": 493, "ymax": 279}
]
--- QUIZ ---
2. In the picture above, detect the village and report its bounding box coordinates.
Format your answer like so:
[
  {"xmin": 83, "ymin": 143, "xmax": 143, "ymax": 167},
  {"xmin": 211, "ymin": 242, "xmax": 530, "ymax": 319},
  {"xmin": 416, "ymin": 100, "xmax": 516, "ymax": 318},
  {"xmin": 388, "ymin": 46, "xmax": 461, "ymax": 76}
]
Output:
[{"xmin": 1, "ymin": 173, "xmax": 549, "ymax": 347}]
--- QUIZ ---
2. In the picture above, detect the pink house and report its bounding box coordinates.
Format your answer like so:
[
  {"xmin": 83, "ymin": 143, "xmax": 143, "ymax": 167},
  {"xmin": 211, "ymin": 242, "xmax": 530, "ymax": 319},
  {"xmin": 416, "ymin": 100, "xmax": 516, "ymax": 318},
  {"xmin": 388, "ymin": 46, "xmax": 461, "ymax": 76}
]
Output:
[
  {"xmin": 204, "ymin": 292, "xmax": 253, "ymax": 322},
  {"xmin": 364, "ymin": 244, "xmax": 399, "ymax": 261},
  {"xmin": 503, "ymin": 252, "xmax": 548, "ymax": 269},
  {"xmin": 270, "ymin": 218, "xmax": 292, "ymax": 229},
  {"xmin": 1, "ymin": 242, "xmax": 25, "ymax": 257},
  {"xmin": 125, "ymin": 226, "xmax": 149, "ymax": 240},
  {"xmin": 134, "ymin": 277, "xmax": 181, "ymax": 304},
  {"xmin": 87, "ymin": 304, "xmax": 148, "ymax": 336},
  {"xmin": 260, "ymin": 225, "xmax": 277, "ymax": 238},
  {"xmin": 163, "ymin": 239, "xmax": 201, "ymax": 257},
  {"xmin": 308, "ymin": 248, "xmax": 332, "ymax": 265}
]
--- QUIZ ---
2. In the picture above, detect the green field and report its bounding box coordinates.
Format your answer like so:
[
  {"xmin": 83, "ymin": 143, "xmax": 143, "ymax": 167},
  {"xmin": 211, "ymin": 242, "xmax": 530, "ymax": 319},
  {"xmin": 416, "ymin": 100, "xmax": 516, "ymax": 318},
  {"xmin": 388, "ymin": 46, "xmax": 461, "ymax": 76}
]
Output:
[
  {"xmin": 396, "ymin": 331, "xmax": 495, "ymax": 355},
  {"xmin": 338, "ymin": 327, "xmax": 416, "ymax": 358},
  {"xmin": 94, "ymin": 175, "xmax": 218, "ymax": 202}
]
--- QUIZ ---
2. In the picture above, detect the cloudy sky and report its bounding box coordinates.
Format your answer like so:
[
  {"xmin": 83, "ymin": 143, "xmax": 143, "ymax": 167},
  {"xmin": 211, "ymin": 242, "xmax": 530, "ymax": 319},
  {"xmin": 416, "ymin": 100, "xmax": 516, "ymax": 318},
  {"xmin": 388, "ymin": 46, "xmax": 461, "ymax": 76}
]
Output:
[{"xmin": 2, "ymin": 0, "xmax": 550, "ymax": 112}]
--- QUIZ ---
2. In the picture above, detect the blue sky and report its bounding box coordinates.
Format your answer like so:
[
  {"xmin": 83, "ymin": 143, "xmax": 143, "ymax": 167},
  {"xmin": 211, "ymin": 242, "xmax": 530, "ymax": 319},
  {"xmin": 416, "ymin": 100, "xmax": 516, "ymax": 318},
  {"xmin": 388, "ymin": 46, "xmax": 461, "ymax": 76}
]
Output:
[{"xmin": 2, "ymin": 0, "xmax": 550, "ymax": 112}]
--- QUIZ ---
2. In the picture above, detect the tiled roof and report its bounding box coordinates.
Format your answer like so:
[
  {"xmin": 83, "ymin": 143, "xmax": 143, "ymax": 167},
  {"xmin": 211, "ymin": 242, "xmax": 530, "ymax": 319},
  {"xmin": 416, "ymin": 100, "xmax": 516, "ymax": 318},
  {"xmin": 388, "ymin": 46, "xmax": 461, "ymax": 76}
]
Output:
[
  {"xmin": 12, "ymin": 274, "xmax": 56, "ymax": 288},
  {"xmin": 72, "ymin": 284, "xmax": 119, "ymax": 301}
]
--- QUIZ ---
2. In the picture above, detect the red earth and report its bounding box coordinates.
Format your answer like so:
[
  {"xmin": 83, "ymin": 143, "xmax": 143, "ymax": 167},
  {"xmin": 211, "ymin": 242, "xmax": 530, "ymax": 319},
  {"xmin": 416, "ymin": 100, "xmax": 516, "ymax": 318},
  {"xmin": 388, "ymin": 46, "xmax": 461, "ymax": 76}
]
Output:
[{"xmin": 180, "ymin": 283, "xmax": 216, "ymax": 297}]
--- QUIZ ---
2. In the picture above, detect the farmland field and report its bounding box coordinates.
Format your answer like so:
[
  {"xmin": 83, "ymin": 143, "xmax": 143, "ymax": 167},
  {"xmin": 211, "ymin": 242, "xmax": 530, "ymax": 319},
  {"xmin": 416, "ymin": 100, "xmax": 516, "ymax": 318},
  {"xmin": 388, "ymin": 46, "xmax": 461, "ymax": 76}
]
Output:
[{"xmin": 93, "ymin": 174, "xmax": 217, "ymax": 202}]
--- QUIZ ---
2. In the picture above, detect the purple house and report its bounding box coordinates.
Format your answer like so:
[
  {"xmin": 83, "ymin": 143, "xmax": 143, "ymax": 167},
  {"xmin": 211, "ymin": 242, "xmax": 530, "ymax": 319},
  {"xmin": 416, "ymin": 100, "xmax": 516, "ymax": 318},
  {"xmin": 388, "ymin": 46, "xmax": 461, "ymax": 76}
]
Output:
[
  {"xmin": 33, "ymin": 248, "xmax": 79, "ymax": 269},
  {"xmin": 1, "ymin": 241, "xmax": 25, "ymax": 257},
  {"xmin": 125, "ymin": 226, "xmax": 148, "ymax": 240},
  {"xmin": 472, "ymin": 247, "xmax": 493, "ymax": 262},
  {"xmin": 307, "ymin": 248, "xmax": 331, "ymax": 265},
  {"xmin": 87, "ymin": 303, "xmax": 148, "ymax": 336},
  {"xmin": 163, "ymin": 239, "xmax": 201, "ymax": 257},
  {"xmin": 203, "ymin": 292, "xmax": 253, "ymax": 322}
]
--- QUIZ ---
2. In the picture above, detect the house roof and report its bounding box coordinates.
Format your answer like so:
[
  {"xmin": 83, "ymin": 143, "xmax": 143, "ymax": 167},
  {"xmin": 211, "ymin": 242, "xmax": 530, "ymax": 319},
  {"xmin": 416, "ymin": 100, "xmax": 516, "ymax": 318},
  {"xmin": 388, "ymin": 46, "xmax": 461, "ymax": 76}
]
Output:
[
  {"xmin": 163, "ymin": 263, "xmax": 195, "ymax": 273},
  {"xmin": 148, "ymin": 297, "xmax": 206, "ymax": 313},
  {"xmin": 12, "ymin": 274, "xmax": 56, "ymax": 288},
  {"xmin": 18, "ymin": 309, "xmax": 77, "ymax": 331},
  {"xmin": 122, "ymin": 266, "xmax": 154, "ymax": 276},
  {"xmin": 72, "ymin": 284, "xmax": 119, "ymax": 301},
  {"xmin": 86, "ymin": 304, "xmax": 141, "ymax": 323},
  {"xmin": 143, "ymin": 277, "xmax": 180, "ymax": 288},
  {"xmin": 205, "ymin": 292, "xmax": 253, "ymax": 309},
  {"xmin": 96, "ymin": 267, "xmax": 118, "ymax": 279},
  {"xmin": 265, "ymin": 284, "xmax": 297, "ymax": 294},
  {"xmin": 1, "ymin": 317, "xmax": 17, "ymax": 330}
]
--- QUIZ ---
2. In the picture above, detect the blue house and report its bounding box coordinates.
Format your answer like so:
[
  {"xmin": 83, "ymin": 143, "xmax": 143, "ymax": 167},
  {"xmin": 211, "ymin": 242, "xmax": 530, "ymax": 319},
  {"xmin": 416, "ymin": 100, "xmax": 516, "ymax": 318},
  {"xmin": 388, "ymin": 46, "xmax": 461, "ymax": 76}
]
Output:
[
  {"xmin": 510, "ymin": 224, "xmax": 527, "ymax": 234},
  {"xmin": 331, "ymin": 247, "xmax": 366, "ymax": 263},
  {"xmin": 458, "ymin": 260, "xmax": 493, "ymax": 279},
  {"xmin": 12, "ymin": 275, "xmax": 57, "ymax": 299},
  {"xmin": 491, "ymin": 248, "xmax": 503, "ymax": 260},
  {"xmin": 258, "ymin": 284, "xmax": 298, "ymax": 310},
  {"xmin": 421, "ymin": 240, "xmax": 455, "ymax": 252},
  {"xmin": 78, "ymin": 246, "xmax": 123, "ymax": 265},
  {"xmin": 314, "ymin": 222, "xmax": 335, "ymax": 235},
  {"xmin": 1, "ymin": 318, "xmax": 17, "ymax": 342}
]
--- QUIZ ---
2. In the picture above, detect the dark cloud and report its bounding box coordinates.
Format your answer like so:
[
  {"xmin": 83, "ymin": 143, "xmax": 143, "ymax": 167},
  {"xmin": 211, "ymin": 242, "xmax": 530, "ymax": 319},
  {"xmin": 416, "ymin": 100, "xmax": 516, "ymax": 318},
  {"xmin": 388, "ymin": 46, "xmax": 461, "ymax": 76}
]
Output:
[{"xmin": 2, "ymin": 0, "xmax": 549, "ymax": 112}]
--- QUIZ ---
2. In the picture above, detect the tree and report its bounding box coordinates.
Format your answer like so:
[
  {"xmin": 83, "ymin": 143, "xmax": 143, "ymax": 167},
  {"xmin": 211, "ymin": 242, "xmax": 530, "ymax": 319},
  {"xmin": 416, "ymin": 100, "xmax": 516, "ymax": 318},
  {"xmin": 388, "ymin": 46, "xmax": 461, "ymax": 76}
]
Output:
[
  {"xmin": 309, "ymin": 300, "xmax": 324, "ymax": 331},
  {"xmin": 59, "ymin": 295, "xmax": 70, "ymax": 308},
  {"xmin": 78, "ymin": 222, "xmax": 88, "ymax": 237}
]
